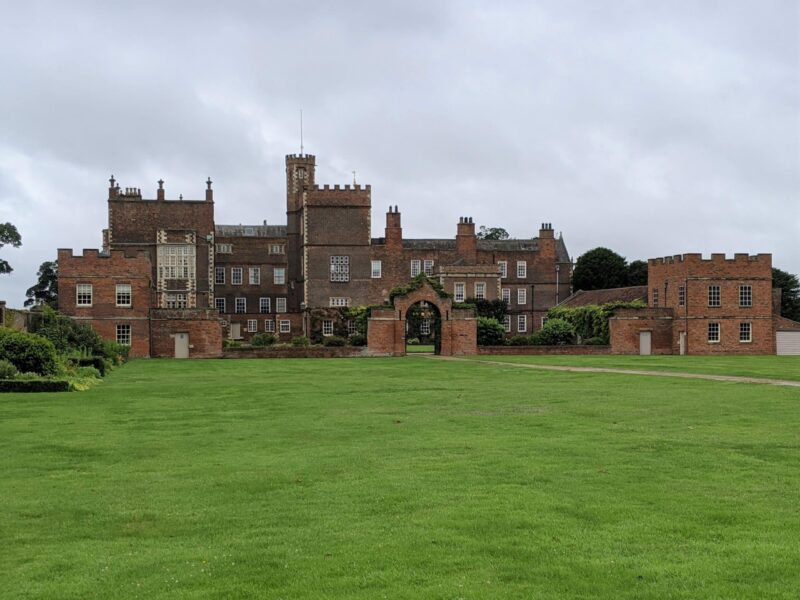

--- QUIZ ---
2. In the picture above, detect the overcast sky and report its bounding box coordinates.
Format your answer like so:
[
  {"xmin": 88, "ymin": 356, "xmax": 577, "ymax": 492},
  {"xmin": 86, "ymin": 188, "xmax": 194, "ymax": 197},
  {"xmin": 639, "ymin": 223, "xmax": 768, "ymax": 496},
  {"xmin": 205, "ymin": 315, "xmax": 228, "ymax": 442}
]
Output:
[{"xmin": 1, "ymin": 0, "xmax": 798, "ymax": 307}]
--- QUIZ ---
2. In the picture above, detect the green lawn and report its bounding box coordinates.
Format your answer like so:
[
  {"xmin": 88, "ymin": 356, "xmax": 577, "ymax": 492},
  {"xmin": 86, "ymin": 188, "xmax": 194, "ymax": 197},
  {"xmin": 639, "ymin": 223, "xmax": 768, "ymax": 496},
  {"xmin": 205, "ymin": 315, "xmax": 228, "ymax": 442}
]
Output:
[
  {"xmin": 406, "ymin": 344, "xmax": 435, "ymax": 353},
  {"xmin": 464, "ymin": 354, "xmax": 800, "ymax": 381},
  {"xmin": 2, "ymin": 357, "xmax": 798, "ymax": 599}
]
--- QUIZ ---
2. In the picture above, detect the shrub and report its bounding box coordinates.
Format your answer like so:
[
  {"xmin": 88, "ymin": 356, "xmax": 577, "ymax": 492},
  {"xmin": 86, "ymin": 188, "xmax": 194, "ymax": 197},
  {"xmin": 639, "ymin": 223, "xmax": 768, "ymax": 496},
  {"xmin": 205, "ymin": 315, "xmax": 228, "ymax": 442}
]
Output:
[
  {"xmin": 322, "ymin": 336, "xmax": 347, "ymax": 347},
  {"xmin": 75, "ymin": 366, "xmax": 102, "ymax": 379},
  {"xmin": 0, "ymin": 330, "xmax": 58, "ymax": 375},
  {"xmin": 291, "ymin": 336, "xmax": 310, "ymax": 347},
  {"xmin": 0, "ymin": 359, "xmax": 18, "ymax": 380},
  {"xmin": 536, "ymin": 318, "xmax": 576, "ymax": 346},
  {"xmin": 31, "ymin": 306, "xmax": 105, "ymax": 355},
  {"xmin": 223, "ymin": 339, "xmax": 241, "ymax": 348},
  {"xmin": 583, "ymin": 336, "xmax": 606, "ymax": 346},
  {"xmin": 477, "ymin": 317, "xmax": 506, "ymax": 346},
  {"xmin": 251, "ymin": 333, "xmax": 277, "ymax": 347},
  {"xmin": 101, "ymin": 341, "xmax": 129, "ymax": 363},
  {"xmin": 508, "ymin": 335, "xmax": 531, "ymax": 346},
  {"xmin": 0, "ymin": 379, "xmax": 70, "ymax": 393},
  {"xmin": 77, "ymin": 357, "xmax": 106, "ymax": 376},
  {"xmin": 349, "ymin": 333, "xmax": 367, "ymax": 347}
]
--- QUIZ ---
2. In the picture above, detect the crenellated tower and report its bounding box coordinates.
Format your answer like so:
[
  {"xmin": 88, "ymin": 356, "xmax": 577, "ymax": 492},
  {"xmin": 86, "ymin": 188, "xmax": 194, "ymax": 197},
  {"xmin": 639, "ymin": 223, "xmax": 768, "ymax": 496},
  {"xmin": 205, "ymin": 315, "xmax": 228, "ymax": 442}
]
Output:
[{"xmin": 285, "ymin": 154, "xmax": 316, "ymax": 311}]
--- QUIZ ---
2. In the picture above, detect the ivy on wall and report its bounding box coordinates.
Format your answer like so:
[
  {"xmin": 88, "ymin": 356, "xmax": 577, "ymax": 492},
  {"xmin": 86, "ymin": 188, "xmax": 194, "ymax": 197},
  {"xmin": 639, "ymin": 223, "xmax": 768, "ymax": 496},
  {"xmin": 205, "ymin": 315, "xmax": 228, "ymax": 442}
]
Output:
[
  {"xmin": 388, "ymin": 274, "xmax": 451, "ymax": 303},
  {"xmin": 546, "ymin": 300, "xmax": 646, "ymax": 344}
]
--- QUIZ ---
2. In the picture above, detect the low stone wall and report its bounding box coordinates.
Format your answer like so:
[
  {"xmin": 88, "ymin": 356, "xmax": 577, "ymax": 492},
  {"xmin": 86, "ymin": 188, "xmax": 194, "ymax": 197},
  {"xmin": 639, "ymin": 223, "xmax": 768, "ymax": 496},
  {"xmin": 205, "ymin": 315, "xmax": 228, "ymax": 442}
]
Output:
[
  {"xmin": 222, "ymin": 346, "xmax": 370, "ymax": 359},
  {"xmin": 478, "ymin": 345, "xmax": 612, "ymax": 355},
  {"xmin": 0, "ymin": 302, "xmax": 31, "ymax": 331}
]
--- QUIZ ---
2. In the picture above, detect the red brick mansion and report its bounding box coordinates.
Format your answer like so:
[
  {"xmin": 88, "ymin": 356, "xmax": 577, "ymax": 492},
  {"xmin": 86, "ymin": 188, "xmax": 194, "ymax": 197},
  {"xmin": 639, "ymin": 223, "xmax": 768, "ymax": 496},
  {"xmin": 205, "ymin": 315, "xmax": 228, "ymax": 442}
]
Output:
[{"xmin": 58, "ymin": 154, "xmax": 573, "ymax": 357}]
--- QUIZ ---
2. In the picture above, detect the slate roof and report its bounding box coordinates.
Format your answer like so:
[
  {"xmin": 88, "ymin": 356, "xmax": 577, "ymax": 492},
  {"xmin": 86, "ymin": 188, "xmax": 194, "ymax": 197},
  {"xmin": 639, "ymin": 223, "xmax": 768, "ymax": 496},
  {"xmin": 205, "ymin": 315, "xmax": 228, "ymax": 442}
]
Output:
[
  {"xmin": 371, "ymin": 236, "xmax": 571, "ymax": 263},
  {"xmin": 558, "ymin": 286, "xmax": 648, "ymax": 307}
]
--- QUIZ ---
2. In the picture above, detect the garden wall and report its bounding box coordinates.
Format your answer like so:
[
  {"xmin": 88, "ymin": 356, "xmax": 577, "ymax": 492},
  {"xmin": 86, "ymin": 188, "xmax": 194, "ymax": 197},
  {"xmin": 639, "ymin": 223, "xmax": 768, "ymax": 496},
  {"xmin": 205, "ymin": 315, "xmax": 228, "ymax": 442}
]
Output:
[
  {"xmin": 478, "ymin": 345, "xmax": 612, "ymax": 355},
  {"xmin": 222, "ymin": 346, "xmax": 370, "ymax": 359}
]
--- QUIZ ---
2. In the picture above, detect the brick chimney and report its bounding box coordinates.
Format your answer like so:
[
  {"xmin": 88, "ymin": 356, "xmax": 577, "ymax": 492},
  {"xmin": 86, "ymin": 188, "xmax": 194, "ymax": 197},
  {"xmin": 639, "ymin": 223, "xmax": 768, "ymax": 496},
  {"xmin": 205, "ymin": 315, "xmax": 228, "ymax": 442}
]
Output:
[
  {"xmin": 205, "ymin": 177, "xmax": 213, "ymax": 202},
  {"xmin": 538, "ymin": 222, "xmax": 556, "ymax": 259},
  {"xmin": 385, "ymin": 205, "xmax": 402, "ymax": 251},
  {"xmin": 456, "ymin": 217, "xmax": 477, "ymax": 264},
  {"xmin": 157, "ymin": 179, "xmax": 165, "ymax": 201}
]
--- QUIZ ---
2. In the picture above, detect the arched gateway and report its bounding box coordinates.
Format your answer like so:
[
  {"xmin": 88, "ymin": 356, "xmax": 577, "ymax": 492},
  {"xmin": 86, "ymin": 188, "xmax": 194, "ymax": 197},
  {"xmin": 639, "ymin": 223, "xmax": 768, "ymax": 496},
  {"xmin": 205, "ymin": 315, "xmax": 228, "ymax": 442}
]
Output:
[{"xmin": 367, "ymin": 280, "xmax": 477, "ymax": 356}]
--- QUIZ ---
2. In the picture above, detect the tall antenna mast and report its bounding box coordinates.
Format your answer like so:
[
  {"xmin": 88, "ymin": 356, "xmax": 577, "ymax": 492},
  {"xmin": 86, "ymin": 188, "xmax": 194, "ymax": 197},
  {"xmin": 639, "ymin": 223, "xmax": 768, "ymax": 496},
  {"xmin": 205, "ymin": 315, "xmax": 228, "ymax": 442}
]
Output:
[{"xmin": 300, "ymin": 109, "xmax": 304, "ymax": 155}]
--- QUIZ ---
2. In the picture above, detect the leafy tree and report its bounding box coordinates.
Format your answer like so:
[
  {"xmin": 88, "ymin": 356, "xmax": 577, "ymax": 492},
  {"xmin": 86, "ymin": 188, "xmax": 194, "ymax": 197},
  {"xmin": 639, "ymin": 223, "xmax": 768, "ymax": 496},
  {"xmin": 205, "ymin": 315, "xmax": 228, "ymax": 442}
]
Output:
[
  {"xmin": 773, "ymin": 268, "xmax": 800, "ymax": 322},
  {"xmin": 0, "ymin": 222, "xmax": 22, "ymax": 275},
  {"xmin": 25, "ymin": 260, "xmax": 58, "ymax": 308},
  {"xmin": 477, "ymin": 226, "xmax": 510, "ymax": 240},
  {"xmin": 627, "ymin": 260, "xmax": 648, "ymax": 286},
  {"xmin": 572, "ymin": 247, "xmax": 629, "ymax": 291},
  {"xmin": 467, "ymin": 298, "xmax": 507, "ymax": 322}
]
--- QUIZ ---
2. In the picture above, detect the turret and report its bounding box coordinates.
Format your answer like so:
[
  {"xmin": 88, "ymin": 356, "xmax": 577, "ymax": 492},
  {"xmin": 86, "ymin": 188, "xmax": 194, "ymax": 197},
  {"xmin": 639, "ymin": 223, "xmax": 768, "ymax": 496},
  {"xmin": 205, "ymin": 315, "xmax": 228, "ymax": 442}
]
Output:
[
  {"xmin": 205, "ymin": 177, "xmax": 213, "ymax": 202},
  {"xmin": 285, "ymin": 154, "xmax": 316, "ymax": 211}
]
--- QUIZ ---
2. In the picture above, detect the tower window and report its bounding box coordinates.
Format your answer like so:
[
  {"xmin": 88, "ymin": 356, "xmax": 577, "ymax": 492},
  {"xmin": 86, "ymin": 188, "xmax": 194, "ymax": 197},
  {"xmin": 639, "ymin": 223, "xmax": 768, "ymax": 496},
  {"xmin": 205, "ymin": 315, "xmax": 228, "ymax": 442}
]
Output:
[
  {"xmin": 739, "ymin": 285, "xmax": 752, "ymax": 307},
  {"xmin": 708, "ymin": 285, "xmax": 721, "ymax": 307},
  {"xmin": 330, "ymin": 256, "xmax": 350, "ymax": 282}
]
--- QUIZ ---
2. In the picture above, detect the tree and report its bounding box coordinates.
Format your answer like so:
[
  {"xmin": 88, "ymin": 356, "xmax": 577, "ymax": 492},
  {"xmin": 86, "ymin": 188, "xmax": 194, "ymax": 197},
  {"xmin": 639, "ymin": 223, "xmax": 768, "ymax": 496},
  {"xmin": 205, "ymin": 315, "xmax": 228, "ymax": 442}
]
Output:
[
  {"xmin": 773, "ymin": 267, "xmax": 800, "ymax": 322},
  {"xmin": 467, "ymin": 298, "xmax": 508, "ymax": 322},
  {"xmin": 25, "ymin": 260, "xmax": 59, "ymax": 308},
  {"xmin": 532, "ymin": 318, "xmax": 575, "ymax": 345},
  {"xmin": 627, "ymin": 260, "xmax": 648, "ymax": 286},
  {"xmin": 477, "ymin": 317, "xmax": 506, "ymax": 346},
  {"xmin": 572, "ymin": 247, "xmax": 629, "ymax": 291},
  {"xmin": 0, "ymin": 222, "xmax": 22, "ymax": 275},
  {"xmin": 477, "ymin": 226, "xmax": 509, "ymax": 240}
]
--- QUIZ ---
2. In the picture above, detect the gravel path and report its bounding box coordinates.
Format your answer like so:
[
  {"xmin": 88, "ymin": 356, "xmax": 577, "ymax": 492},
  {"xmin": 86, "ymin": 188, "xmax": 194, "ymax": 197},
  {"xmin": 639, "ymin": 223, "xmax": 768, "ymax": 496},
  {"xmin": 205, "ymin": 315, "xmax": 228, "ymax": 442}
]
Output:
[{"xmin": 428, "ymin": 356, "xmax": 800, "ymax": 388}]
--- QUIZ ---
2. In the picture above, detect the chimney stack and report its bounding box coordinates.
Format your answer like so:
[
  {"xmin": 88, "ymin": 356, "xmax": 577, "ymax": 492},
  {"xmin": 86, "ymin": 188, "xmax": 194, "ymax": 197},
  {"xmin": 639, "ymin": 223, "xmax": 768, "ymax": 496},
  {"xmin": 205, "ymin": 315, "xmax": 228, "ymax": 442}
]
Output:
[
  {"xmin": 385, "ymin": 205, "xmax": 402, "ymax": 251},
  {"xmin": 456, "ymin": 216, "xmax": 477, "ymax": 264}
]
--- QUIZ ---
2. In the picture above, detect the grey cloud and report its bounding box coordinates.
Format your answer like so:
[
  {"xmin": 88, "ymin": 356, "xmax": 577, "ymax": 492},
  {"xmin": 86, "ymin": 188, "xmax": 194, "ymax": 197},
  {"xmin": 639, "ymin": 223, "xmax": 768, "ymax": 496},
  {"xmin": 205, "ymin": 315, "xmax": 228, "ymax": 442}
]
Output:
[{"xmin": 0, "ymin": 0, "xmax": 797, "ymax": 307}]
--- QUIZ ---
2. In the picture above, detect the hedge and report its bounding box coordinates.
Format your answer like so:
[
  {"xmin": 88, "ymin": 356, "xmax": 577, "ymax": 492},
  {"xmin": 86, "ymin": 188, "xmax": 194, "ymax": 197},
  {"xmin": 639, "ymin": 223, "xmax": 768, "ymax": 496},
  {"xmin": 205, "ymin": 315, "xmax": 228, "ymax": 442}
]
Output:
[{"xmin": 0, "ymin": 380, "xmax": 70, "ymax": 393}]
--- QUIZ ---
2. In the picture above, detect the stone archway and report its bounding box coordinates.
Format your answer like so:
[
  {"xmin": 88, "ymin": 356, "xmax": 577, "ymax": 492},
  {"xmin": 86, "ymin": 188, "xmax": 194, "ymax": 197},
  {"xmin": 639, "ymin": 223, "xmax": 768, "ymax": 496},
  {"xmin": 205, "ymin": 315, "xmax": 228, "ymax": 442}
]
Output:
[{"xmin": 367, "ymin": 280, "xmax": 477, "ymax": 356}]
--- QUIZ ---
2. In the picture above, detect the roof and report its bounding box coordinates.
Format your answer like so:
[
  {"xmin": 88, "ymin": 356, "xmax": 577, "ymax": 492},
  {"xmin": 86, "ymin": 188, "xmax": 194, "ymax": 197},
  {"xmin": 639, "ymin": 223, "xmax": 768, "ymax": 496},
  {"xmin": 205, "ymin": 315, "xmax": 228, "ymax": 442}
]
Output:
[
  {"xmin": 558, "ymin": 286, "xmax": 648, "ymax": 308},
  {"xmin": 401, "ymin": 239, "xmax": 456, "ymax": 250},
  {"xmin": 775, "ymin": 316, "xmax": 800, "ymax": 331},
  {"xmin": 382, "ymin": 236, "xmax": 571, "ymax": 262},
  {"xmin": 215, "ymin": 224, "xmax": 287, "ymax": 238}
]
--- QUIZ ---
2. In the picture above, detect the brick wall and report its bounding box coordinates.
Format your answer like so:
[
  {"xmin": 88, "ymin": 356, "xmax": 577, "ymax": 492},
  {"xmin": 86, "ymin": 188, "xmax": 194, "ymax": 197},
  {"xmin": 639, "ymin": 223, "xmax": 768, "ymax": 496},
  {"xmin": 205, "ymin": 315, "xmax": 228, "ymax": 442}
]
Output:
[
  {"xmin": 150, "ymin": 309, "xmax": 222, "ymax": 358},
  {"xmin": 478, "ymin": 345, "xmax": 612, "ymax": 355},
  {"xmin": 609, "ymin": 309, "xmax": 675, "ymax": 355},
  {"xmin": 223, "ymin": 346, "xmax": 369, "ymax": 359}
]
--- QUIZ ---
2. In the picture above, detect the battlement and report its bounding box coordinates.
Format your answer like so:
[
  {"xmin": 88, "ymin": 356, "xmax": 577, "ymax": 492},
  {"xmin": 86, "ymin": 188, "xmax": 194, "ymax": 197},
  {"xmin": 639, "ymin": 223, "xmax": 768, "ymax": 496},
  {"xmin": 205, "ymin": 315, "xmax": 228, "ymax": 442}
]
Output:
[
  {"xmin": 58, "ymin": 248, "xmax": 151, "ymax": 262},
  {"xmin": 649, "ymin": 253, "xmax": 771, "ymax": 266},
  {"xmin": 311, "ymin": 184, "xmax": 371, "ymax": 192},
  {"xmin": 286, "ymin": 153, "xmax": 316, "ymax": 161}
]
